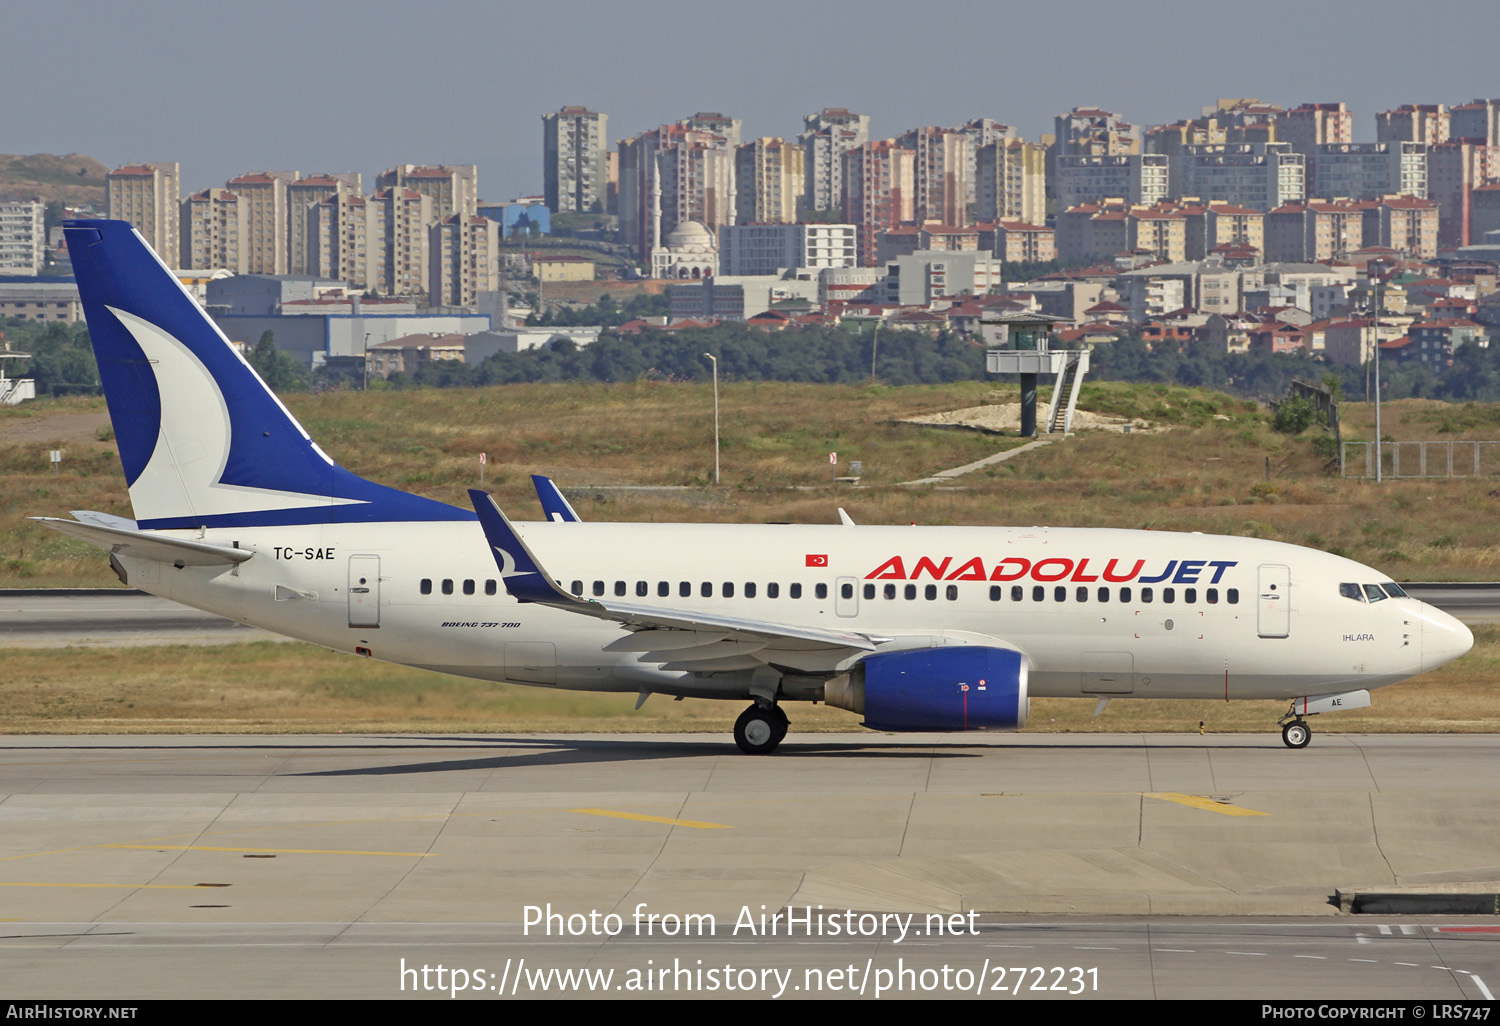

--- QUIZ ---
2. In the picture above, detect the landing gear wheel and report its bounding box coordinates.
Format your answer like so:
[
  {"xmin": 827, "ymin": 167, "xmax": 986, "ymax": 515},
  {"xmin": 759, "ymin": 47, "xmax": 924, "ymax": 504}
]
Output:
[
  {"xmin": 1282, "ymin": 720, "xmax": 1311, "ymax": 749},
  {"xmin": 734, "ymin": 704, "xmax": 787, "ymax": 755}
]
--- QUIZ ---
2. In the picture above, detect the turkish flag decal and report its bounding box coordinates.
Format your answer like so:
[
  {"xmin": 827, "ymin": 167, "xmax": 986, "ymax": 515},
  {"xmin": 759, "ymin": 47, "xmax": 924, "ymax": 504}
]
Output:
[{"xmin": 805, "ymin": 554, "xmax": 828, "ymax": 567}]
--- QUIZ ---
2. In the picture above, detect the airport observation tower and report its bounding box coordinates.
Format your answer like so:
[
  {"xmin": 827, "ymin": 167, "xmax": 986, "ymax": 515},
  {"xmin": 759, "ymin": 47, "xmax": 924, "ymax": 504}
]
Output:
[{"xmin": 982, "ymin": 311, "xmax": 1086, "ymax": 437}]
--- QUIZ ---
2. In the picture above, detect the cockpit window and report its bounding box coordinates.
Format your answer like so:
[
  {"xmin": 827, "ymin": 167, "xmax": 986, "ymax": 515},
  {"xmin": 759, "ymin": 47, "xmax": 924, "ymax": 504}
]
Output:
[
  {"xmin": 1381, "ymin": 583, "xmax": 1407, "ymax": 599},
  {"xmin": 1339, "ymin": 583, "xmax": 1364, "ymax": 602},
  {"xmin": 1363, "ymin": 584, "xmax": 1387, "ymax": 603}
]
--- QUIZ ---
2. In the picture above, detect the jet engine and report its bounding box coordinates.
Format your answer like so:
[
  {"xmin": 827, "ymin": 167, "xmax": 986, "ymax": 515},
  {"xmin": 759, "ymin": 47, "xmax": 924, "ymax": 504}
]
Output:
[{"xmin": 825, "ymin": 646, "xmax": 1029, "ymax": 732}]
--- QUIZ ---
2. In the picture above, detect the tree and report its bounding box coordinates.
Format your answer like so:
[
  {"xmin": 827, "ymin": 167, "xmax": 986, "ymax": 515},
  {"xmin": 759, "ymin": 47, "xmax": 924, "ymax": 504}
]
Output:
[{"xmin": 247, "ymin": 331, "xmax": 308, "ymax": 393}]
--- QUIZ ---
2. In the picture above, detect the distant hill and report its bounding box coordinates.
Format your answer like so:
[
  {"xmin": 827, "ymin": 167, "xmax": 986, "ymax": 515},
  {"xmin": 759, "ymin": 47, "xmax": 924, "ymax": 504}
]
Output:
[{"xmin": 0, "ymin": 153, "xmax": 109, "ymax": 207}]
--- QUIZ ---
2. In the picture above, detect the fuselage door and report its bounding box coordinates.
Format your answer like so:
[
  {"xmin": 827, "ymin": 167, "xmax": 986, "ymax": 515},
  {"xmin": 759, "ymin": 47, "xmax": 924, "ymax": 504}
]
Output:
[
  {"xmin": 835, "ymin": 576, "xmax": 859, "ymax": 618},
  {"xmin": 348, "ymin": 554, "xmax": 381, "ymax": 628},
  {"xmin": 1257, "ymin": 563, "xmax": 1291, "ymax": 638}
]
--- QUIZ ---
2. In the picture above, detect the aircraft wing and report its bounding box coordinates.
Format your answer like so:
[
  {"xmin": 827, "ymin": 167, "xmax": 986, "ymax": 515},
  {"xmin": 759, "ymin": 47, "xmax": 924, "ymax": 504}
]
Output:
[
  {"xmin": 531, "ymin": 475, "xmax": 581, "ymax": 522},
  {"xmin": 469, "ymin": 489, "xmax": 881, "ymax": 669},
  {"xmin": 31, "ymin": 515, "xmax": 253, "ymax": 567}
]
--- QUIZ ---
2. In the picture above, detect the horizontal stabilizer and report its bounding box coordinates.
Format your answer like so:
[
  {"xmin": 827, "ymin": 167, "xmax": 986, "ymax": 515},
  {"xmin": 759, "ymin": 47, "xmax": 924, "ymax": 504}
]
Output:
[{"xmin": 31, "ymin": 517, "xmax": 253, "ymax": 567}]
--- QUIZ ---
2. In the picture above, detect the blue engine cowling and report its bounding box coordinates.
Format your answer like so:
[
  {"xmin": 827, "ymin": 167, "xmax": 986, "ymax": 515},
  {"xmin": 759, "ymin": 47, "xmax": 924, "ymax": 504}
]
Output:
[{"xmin": 857, "ymin": 646, "xmax": 1029, "ymax": 732}]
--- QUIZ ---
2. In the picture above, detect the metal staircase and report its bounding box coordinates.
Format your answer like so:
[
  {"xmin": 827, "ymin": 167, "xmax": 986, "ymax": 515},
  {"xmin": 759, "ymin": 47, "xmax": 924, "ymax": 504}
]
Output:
[{"xmin": 1045, "ymin": 352, "xmax": 1086, "ymax": 434}]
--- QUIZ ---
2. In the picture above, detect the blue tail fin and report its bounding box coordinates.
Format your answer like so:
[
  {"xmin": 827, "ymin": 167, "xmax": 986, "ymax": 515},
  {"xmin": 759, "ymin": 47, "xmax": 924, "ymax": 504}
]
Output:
[{"xmin": 65, "ymin": 220, "xmax": 470, "ymax": 528}]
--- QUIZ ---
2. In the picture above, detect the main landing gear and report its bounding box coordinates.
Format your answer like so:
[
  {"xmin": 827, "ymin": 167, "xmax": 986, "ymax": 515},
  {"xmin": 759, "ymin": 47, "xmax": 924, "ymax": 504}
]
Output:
[
  {"xmin": 1278, "ymin": 707, "xmax": 1312, "ymax": 749},
  {"xmin": 734, "ymin": 703, "xmax": 789, "ymax": 755}
]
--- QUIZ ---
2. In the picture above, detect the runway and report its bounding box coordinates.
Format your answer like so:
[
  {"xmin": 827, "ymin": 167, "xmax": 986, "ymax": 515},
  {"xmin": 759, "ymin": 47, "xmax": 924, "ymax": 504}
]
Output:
[{"xmin": 2, "ymin": 732, "xmax": 1498, "ymax": 999}]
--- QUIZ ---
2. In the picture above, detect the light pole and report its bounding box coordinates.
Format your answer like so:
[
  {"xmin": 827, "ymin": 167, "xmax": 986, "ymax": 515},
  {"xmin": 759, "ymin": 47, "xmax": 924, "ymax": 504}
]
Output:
[
  {"xmin": 703, "ymin": 352, "xmax": 719, "ymax": 485},
  {"xmin": 1371, "ymin": 274, "xmax": 1383, "ymax": 484},
  {"xmin": 870, "ymin": 320, "xmax": 879, "ymax": 381}
]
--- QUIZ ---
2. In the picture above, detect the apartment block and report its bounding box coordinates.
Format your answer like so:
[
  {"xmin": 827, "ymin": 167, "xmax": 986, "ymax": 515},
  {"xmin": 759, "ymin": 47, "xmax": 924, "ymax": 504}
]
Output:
[
  {"xmin": 227, "ymin": 171, "xmax": 297, "ymax": 274},
  {"xmin": 1173, "ymin": 143, "xmax": 1305, "ymax": 210},
  {"xmin": 1053, "ymin": 153, "xmax": 1169, "ymax": 208},
  {"xmin": 679, "ymin": 112, "xmax": 741, "ymax": 148},
  {"xmin": 106, "ymin": 162, "xmax": 180, "ymax": 260},
  {"xmin": 898, "ymin": 126, "xmax": 969, "ymax": 226},
  {"xmin": 1429, "ymin": 141, "xmax": 1498, "ymax": 247},
  {"xmin": 962, "ymin": 118, "xmax": 1017, "ymax": 207},
  {"xmin": 618, "ymin": 125, "xmax": 734, "ymax": 266},
  {"xmin": 842, "ymin": 141, "xmax": 916, "ymax": 266},
  {"xmin": 286, "ymin": 173, "xmax": 361, "ymax": 275},
  {"xmin": 428, "ymin": 214, "xmax": 500, "ymax": 308},
  {"xmin": 975, "ymin": 140, "xmax": 1046, "ymax": 224},
  {"xmin": 1279, "ymin": 103, "xmax": 1352, "ymax": 195},
  {"xmin": 376, "ymin": 165, "xmax": 477, "ymax": 222},
  {"xmin": 1264, "ymin": 200, "xmax": 1366, "ymax": 262},
  {"xmin": 0, "ymin": 200, "xmax": 45, "ymax": 275},
  {"xmin": 180, "ymin": 188, "xmax": 245, "ymax": 269},
  {"xmin": 368, "ymin": 187, "xmax": 433, "ymax": 297},
  {"xmin": 982, "ymin": 221, "xmax": 1056, "ymax": 264},
  {"xmin": 1377, "ymin": 104, "xmax": 1450, "ymax": 145},
  {"xmin": 1178, "ymin": 201, "xmax": 1265, "ymax": 261},
  {"xmin": 718, "ymin": 223, "xmax": 856, "ymax": 276},
  {"xmin": 798, "ymin": 107, "xmax": 870, "ymax": 214},
  {"xmin": 306, "ymin": 192, "xmax": 373, "ymax": 288},
  {"xmin": 734, "ymin": 138, "xmax": 804, "ymax": 224},
  {"xmin": 1314, "ymin": 142, "xmax": 1428, "ymax": 200},
  {"xmin": 1451, "ymin": 99, "xmax": 1500, "ymax": 146},
  {"xmin": 1366, "ymin": 196, "xmax": 1440, "ymax": 258},
  {"xmin": 542, "ymin": 106, "xmax": 608, "ymax": 213}
]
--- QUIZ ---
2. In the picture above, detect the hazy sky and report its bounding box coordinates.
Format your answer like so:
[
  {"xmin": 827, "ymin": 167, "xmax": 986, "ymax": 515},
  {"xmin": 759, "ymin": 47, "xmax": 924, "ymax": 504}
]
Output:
[{"xmin": 7, "ymin": 0, "xmax": 1498, "ymax": 201}]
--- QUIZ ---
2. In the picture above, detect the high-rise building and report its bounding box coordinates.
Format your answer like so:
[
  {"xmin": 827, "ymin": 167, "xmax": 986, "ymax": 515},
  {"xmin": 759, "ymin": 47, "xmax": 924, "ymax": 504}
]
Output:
[
  {"xmin": 1279, "ymin": 103, "xmax": 1353, "ymax": 196},
  {"xmin": 227, "ymin": 171, "xmax": 297, "ymax": 274},
  {"xmin": 1377, "ymin": 104, "xmax": 1450, "ymax": 145},
  {"xmin": 106, "ymin": 162, "xmax": 180, "ymax": 260},
  {"xmin": 306, "ymin": 192, "xmax": 373, "ymax": 288},
  {"xmin": 1366, "ymin": 196, "xmax": 1440, "ymax": 258},
  {"xmin": 1451, "ymin": 99, "xmax": 1500, "ymax": 146},
  {"xmin": 180, "ymin": 188, "xmax": 244, "ymax": 269},
  {"xmin": 798, "ymin": 107, "xmax": 869, "ymax": 214},
  {"xmin": 287, "ymin": 173, "xmax": 362, "ymax": 275},
  {"xmin": 898, "ymin": 126, "xmax": 969, "ymax": 226},
  {"xmin": 679, "ymin": 112, "xmax": 741, "ymax": 149},
  {"xmin": 718, "ymin": 223, "xmax": 857, "ymax": 276},
  {"xmin": 618, "ymin": 125, "xmax": 734, "ymax": 267},
  {"xmin": 1177, "ymin": 200, "xmax": 1265, "ymax": 261},
  {"xmin": 1173, "ymin": 143, "xmax": 1305, "ymax": 210},
  {"xmin": 0, "ymin": 200, "xmax": 46, "ymax": 275},
  {"xmin": 961, "ymin": 119, "xmax": 1017, "ymax": 208},
  {"xmin": 1264, "ymin": 200, "xmax": 1366, "ymax": 262},
  {"xmin": 842, "ymin": 141, "xmax": 916, "ymax": 266},
  {"xmin": 376, "ymin": 165, "xmax": 476, "ymax": 223},
  {"xmin": 1429, "ymin": 141, "xmax": 1498, "ymax": 247},
  {"xmin": 1053, "ymin": 153, "xmax": 1169, "ymax": 209},
  {"xmin": 368, "ymin": 187, "xmax": 434, "ymax": 297},
  {"xmin": 428, "ymin": 215, "xmax": 500, "ymax": 308},
  {"xmin": 1313, "ymin": 143, "xmax": 1428, "ymax": 200},
  {"xmin": 734, "ymin": 138, "xmax": 804, "ymax": 224},
  {"xmin": 542, "ymin": 106, "xmax": 609, "ymax": 214},
  {"xmin": 975, "ymin": 140, "xmax": 1046, "ymax": 225}
]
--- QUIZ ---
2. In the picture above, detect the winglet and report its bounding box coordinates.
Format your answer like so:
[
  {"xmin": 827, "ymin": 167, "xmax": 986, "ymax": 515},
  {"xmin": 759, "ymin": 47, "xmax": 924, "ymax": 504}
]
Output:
[
  {"xmin": 531, "ymin": 475, "xmax": 582, "ymax": 523},
  {"xmin": 468, "ymin": 489, "xmax": 577, "ymax": 606}
]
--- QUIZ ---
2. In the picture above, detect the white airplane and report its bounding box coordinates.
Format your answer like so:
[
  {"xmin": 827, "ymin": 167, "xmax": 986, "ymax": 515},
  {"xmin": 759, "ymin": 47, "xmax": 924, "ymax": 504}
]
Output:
[{"xmin": 37, "ymin": 220, "xmax": 1474, "ymax": 753}]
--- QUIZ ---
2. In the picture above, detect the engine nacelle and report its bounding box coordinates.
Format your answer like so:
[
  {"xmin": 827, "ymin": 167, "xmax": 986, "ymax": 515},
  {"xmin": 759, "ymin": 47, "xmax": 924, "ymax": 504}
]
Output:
[{"xmin": 827, "ymin": 646, "xmax": 1029, "ymax": 732}]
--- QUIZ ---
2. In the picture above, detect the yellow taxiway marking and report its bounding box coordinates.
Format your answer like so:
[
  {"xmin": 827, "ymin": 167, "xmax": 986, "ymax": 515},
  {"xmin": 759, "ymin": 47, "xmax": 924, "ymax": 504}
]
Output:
[
  {"xmin": 569, "ymin": 809, "xmax": 733, "ymax": 830},
  {"xmin": 100, "ymin": 845, "xmax": 437, "ymax": 857},
  {"xmin": 1144, "ymin": 792, "xmax": 1268, "ymax": 816}
]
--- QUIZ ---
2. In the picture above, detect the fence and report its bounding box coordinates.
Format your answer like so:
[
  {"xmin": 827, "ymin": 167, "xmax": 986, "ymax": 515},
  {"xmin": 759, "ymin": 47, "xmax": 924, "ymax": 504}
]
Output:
[{"xmin": 1341, "ymin": 440, "xmax": 1500, "ymax": 479}]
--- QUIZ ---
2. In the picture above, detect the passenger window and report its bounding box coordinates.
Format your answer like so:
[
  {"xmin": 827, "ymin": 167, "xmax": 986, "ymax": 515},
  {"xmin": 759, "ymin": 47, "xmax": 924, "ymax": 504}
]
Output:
[
  {"xmin": 1185, "ymin": 588, "xmax": 1197, "ymax": 604},
  {"xmin": 767, "ymin": 583, "xmax": 779, "ymax": 599},
  {"xmin": 1163, "ymin": 587, "xmax": 1175, "ymax": 604},
  {"xmin": 841, "ymin": 582, "xmax": 854, "ymax": 600},
  {"xmin": 791, "ymin": 583, "xmax": 802, "ymax": 599},
  {"xmin": 463, "ymin": 579, "xmax": 475, "ymax": 596},
  {"xmin": 658, "ymin": 582, "xmax": 669, "ymax": 597},
  {"xmin": 701, "ymin": 582, "xmax": 712, "ymax": 598},
  {"xmin": 1339, "ymin": 583, "xmax": 1364, "ymax": 601},
  {"xmin": 1207, "ymin": 588, "xmax": 1218, "ymax": 604},
  {"xmin": 1097, "ymin": 586, "xmax": 1109, "ymax": 602},
  {"xmin": 1054, "ymin": 586, "xmax": 1066, "ymax": 602},
  {"xmin": 746, "ymin": 583, "xmax": 757, "ymax": 599},
  {"xmin": 1032, "ymin": 585, "xmax": 1044, "ymax": 602},
  {"xmin": 441, "ymin": 579, "xmax": 454, "ymax": 595},
  {"xmin": 420, "ymin": 578, "xmax": 432, "ymax": 595},
  {"xmin": 680, "ymin": 581, "xmax": 691, "ymax": 597},
  {"xmin": 1228, "ymin": 588, "xmax": 1239, "ymax": 604},
  {"xmin": 593, "ymin": 580, "xmax": 604, "ymax": 597},
  {"xmin": 615, "ymin": 581, "xmax": 626, "ymax": 597},
  {"xmin": 570, "ymin": 581, "xmax": 582, "ymax": 596},
  {"xmin": 1120, "ymin": 586, "xmax": 1131, "ymax": 603},
  {"xmin": 885, "ymin": 584, "xmax": 896, "ymax": 600},
  {"xmin": 486, "ymin": 580, "xmax": 497, "ymax": 596},
  {"xmin": 1011, "ymin": 585, "xmax": 1023, "ymax": 601},
  {"xmin": 922, "ymin": 584, "xmax": 935, "ymax": 600},
  {"xmin": 990, "ymin": 585, "xmax": 1002, "ymax": 602},
  {"xmin": 1076, "ymin": 586, "xmax": 1088, "ymax": 603},
  {"xmin": 1141, "ymin": 587, "xmax": 1153, "ymax": 603},
  {"xmin": 946, "ymin": 585, "xmax": 958, "ymax": 601},
  {"xmin": 862, "ymin": 583, "xmax": 873, "ymax": 600},
  {"xmin": 634, "ymin": 581, "xmax": 646, "ymax": 597},
  {"xmin": 905, "ymin": 584, "xmax": 916, "ymax": 600},
  {"xmin": 815, "ymin": 583, "xmax": 828, "ymax": 600}
]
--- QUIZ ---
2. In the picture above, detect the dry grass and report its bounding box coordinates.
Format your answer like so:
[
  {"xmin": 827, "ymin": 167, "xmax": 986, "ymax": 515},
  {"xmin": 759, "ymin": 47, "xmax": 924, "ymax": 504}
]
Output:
[
  {"xmin": 8, "ymin": 383, "xmax": 1500, "ymax": 586},
  {"xmin": 4, "ymin": 626, "xmax": 1497, "ymax": 736}
]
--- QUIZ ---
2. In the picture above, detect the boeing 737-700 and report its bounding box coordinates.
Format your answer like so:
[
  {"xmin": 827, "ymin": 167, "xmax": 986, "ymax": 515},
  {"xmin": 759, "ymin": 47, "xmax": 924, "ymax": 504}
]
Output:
[{"xmin": 34, "ymin": 220, "xmax": 1474, "ymax": 752}]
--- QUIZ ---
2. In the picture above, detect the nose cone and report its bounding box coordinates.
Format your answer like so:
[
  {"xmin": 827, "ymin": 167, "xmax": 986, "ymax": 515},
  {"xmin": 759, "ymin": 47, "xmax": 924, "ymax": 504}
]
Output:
[{"xmin": 1420, "ymin": 603, "xmax": 1474, "ymax": 672}]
